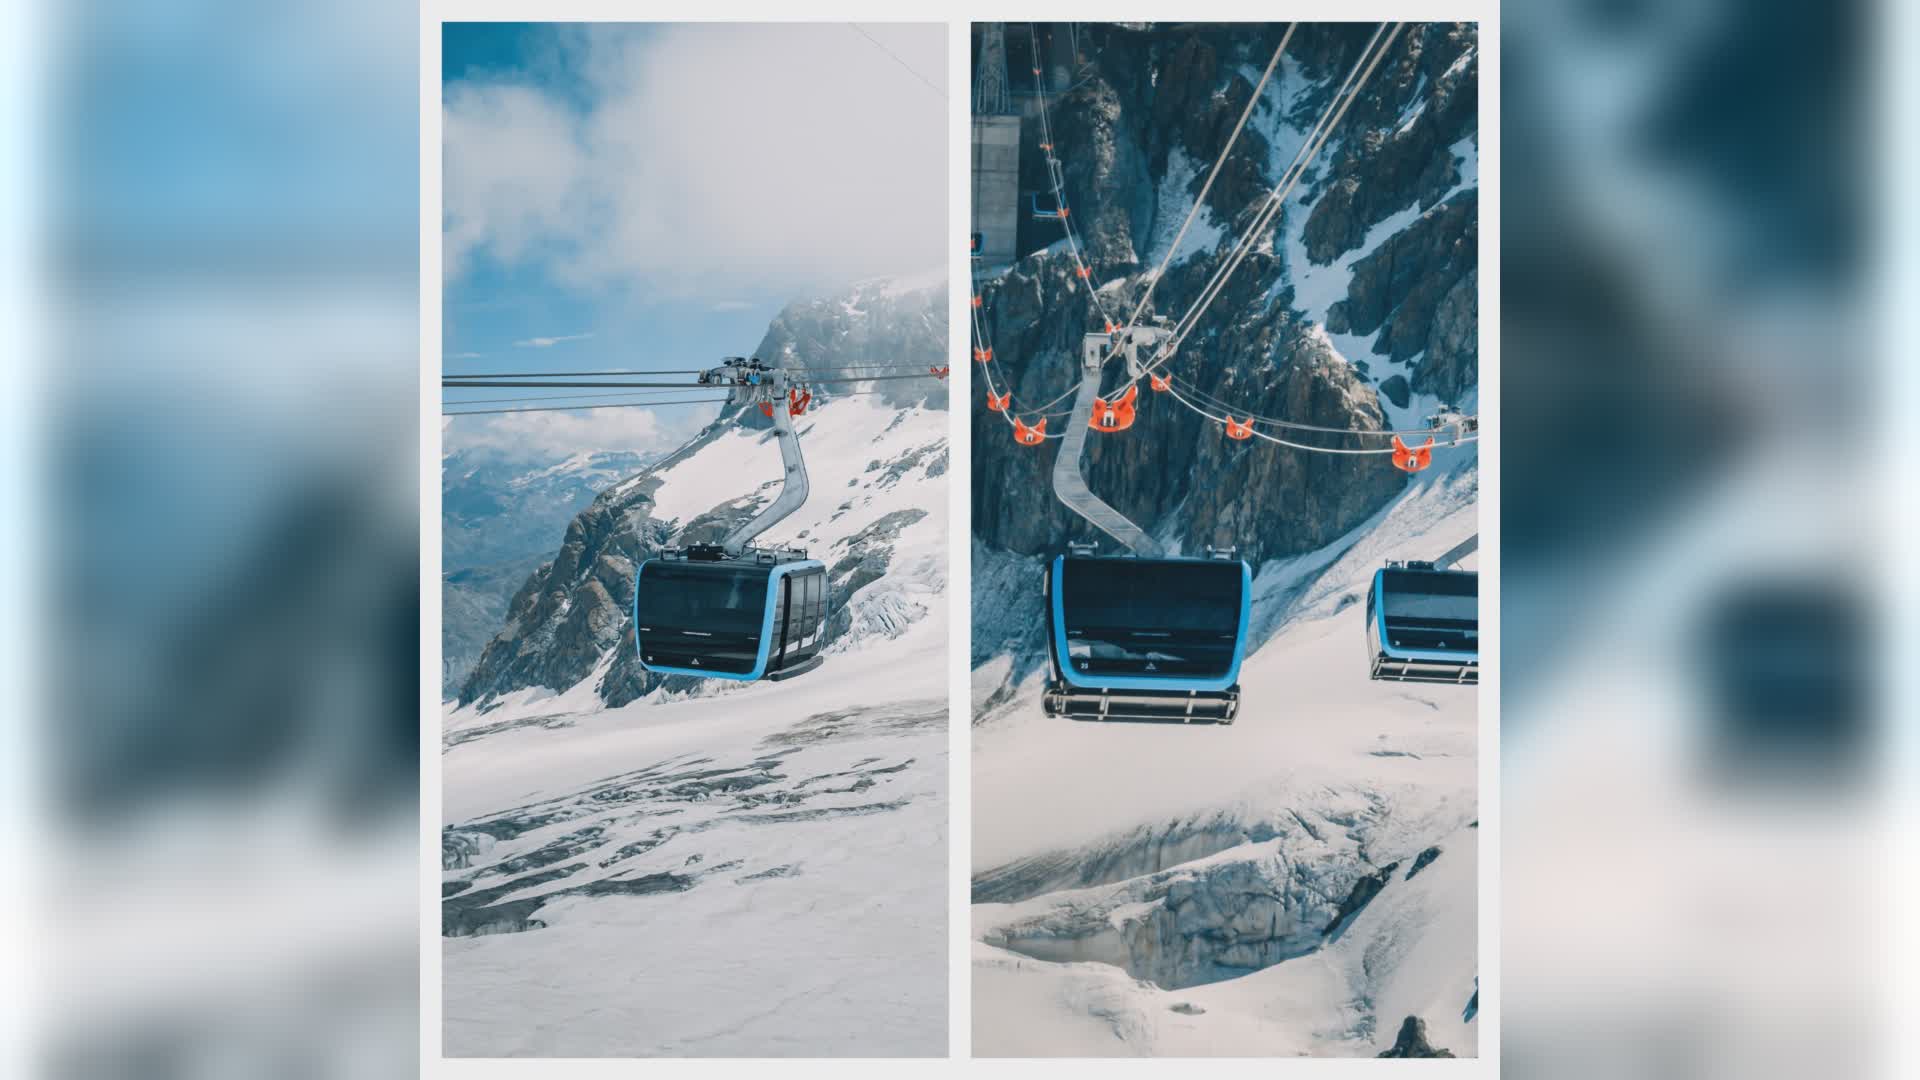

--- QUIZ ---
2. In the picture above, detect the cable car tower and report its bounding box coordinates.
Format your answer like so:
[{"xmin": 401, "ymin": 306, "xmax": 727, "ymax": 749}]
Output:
[
  {"xmin": 1041, "ymin": 326, "xmax": 1252, "ymax": 724},
  {"xmin": 634, "ymin": 359, "xmax": 829, "ymax": 682}
]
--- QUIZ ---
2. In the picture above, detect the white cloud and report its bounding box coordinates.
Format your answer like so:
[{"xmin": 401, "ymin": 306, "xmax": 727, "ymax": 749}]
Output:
[
  {"xmin": 443, "ymin": 23, "xmax": 946, "ymax": 296},
  {"xmin": 709, "ymin": 300, "xmax": 753, "ymax": 313},
  {"xmin": 448, "ymin": 351, "xmax": 483, "ymax": 359},
  {"xmin": 512, "ymin": 332, "xmax": 593, "ymax": 348},
  {"xmin": 443, "ymin": 401, "xmax": 713, "ymax": 462}
]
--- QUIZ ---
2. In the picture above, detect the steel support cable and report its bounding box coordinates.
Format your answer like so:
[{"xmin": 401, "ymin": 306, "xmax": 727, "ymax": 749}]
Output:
[
  {"xmin": 847, "ymin": 23, "xmax": 945, "ymax": 100},
  {"xmin": 444, "ymin": 373, "xmax": 940, "ymax": 389},
  {"xmin": 970, "ymin": 303, "xmax": 1018, "ymax": 430},
  {"xmin": 445, "ymin": 369, "xmax": 706, "ymax": 379},
  {"xmin": 443, "ymin": 394, "xmax": 736, "ymax": 417},
  {"xmin": 971, "ymin": 304, "xmax": 1076, "ymax": 427},
  {"xmin": 444, "ymin": 388, "xmax": 756, "ymax": 407},
  {"xmin": 970, "ymin": 250, "xmax": 1078, "ymax": 424},
  {"xmin": 1115, "ymin": 22, "xmax": 1402, "ymax": 404},
  {"xmin": 1028, "ymin": 23, "xmax": 1117, "ymax": 329},
  {"xmin": 1164, "ymin": 372, "xmax": 1472, "ymax": 437},
  {"xmin": 443, "ymin": 386, "xmax": 922, "ymax": 419},
  {"xmin": 446, "ymin": 364, "xmax": 934, "ymax": 384},
  {"xmin": 1164, "ymin": 24, "xmax": 1398, "ymax": 357},
  {"xmin": 1141, "ymin": 21, "xmax": 1392, "ymax": 370},
  {"xmin": 1164, "ymin": 381, "xmax": 1477, "ymax": 454},
  {"xmin": 1164, "ymin": 23, "xmax": 1394, "ymax": 353},
  {"xmin": 1119, "ymin": 25, "xmax": 1294, "ymax": 337}
]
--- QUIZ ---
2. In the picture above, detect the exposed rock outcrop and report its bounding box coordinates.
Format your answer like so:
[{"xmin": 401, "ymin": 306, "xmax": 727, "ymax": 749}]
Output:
[{"xmin": 1378, "ymin": 1015, "xmax": 1456, "ymax": 1058}]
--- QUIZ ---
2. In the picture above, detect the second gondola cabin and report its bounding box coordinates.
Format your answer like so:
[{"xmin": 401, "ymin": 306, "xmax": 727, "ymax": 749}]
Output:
[
  {"xmin": 634, "ymin": 548, "xmax": 828, "ymax": 682},
  {"xmin": 1364, "ymin": 564, "xmax": 1478, "ymax": 683}
]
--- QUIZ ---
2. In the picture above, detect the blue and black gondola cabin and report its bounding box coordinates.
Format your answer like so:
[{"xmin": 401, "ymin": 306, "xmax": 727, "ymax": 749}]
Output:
[
  {"xmin": 1043, "ymin": 554, "xmax": 1251, "ymax": 721},
  {"xmin": 634, "ymin": 553, "xmax": 828, "ymax": 681},
  {"xmin": 1364, "ymin": 566, "xmax": 1478, "ymax": 683}
]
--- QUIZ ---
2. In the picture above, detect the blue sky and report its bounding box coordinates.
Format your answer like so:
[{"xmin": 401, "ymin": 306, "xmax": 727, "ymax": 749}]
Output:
[{"xmin": 440, "ymin": 22, "xmax": 946, "ymax": 461}]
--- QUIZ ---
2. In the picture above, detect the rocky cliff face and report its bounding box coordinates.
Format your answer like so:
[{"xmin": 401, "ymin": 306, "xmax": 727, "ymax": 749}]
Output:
[
  {"xmin": 457, "ymin": 278, "xmax": 948, "ymax": 709},
  {"xmin": 972, "ymin": 22, "xmax": 1477, "ymax": 567},
  {"xmin": 442, "ymin": 449, "xmax": 653, "ymax": 695}
]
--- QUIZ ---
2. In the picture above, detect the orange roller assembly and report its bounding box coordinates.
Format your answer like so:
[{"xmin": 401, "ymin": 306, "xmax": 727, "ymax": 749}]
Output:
[
  {"xmin": 1149, "ymin": 372, "xmax": 1171, "ymax": 392},
  {"xmin": 1014, "ymin": 417, "xmax": 1047, "ymax": 445},
  {"xmin": 1224, "ymin": 416, "xmax": 1254, "ymax": 440},
  {"xmin": 930, "ymin": 366, "xmax": 950, "ymax": 379},
  {"xmin": 787, "ymin": 389, "xmax": 811, "ymax": 416},
  {"xmin": 986, "ymin": 391, "xmax": 1010, "ymax": 412},
  {"xmin": 1090, "ymin": 385, "xmax": 1139, "ymax": 432},
  {"xmin": 1391, "ymin": 435, "xmax": 1434, "ymax": 473},
  {"xmin": 974, "ymin": 347, "xmax": 993, "ymax": 363},
  {"xmin": 971, "ymin": 295, "xmax": 982, "ymax": 308}
]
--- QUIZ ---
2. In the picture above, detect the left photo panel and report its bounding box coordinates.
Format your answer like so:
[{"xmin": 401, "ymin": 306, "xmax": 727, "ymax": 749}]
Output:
[{"xmin": 435, "ymin": 22, "xmax": 950, "ymax": 1057}]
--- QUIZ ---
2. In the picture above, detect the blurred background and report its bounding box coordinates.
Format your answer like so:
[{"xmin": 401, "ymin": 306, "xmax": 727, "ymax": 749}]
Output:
[
  {"xmin": 6, "ymin": 0, "xmax": 1913, "ymax": 1077},
  {"xmin": 1502, "ymin": 1, "xmax": 1909, "ymax": 1078},
  {"xmin": 17, "ymin": 1, "xmax": 420, "ymax": 1077}
]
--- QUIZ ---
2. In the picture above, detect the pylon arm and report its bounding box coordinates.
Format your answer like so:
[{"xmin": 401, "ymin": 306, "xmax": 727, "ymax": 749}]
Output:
[
  {"xmin": 721, "ymin": 373, "xmax": 810, "ymax": 557},
  {"xmin": 1434, "ymin": 533, "xmax": 1478, "ymax": 570},
  {"xmin": 1053, "ymin": 334, "xmax": 1162, "ymax": 557}
]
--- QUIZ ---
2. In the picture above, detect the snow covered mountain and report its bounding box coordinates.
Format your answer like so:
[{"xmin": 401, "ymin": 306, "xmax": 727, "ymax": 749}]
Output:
[
  {"xmin": 970, "ymin": 23, "xmax": 1479, "ymax": 1057},
  {"xmin": 443, "ymin": 449, "xmax": 653, "ymax": 694},
  {"xmin": 973, "ymin": 467, "xmax": 1478, "ymax": 1057},
  {"xmin": 972, "ymin": 22, "xmax": 1476, "ymax": 563},
  {"xmin": 440, "ymin": 275, "xmax": 949, "ymax": 1056}
]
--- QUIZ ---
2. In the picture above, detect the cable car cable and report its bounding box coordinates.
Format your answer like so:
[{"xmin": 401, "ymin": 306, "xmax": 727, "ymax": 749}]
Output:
[
  {"xmin": 1028, "ymin": 23, "xmax": 1118, "ymax": 329},
  {"xmin": 847, "ymin": 22, "xmax": 946, "ymax": 100},
  {"xmin": 1118, "ymin": 21, "xmax": 1395, "ymax": 393},
  {"xmin": 444, "ymin": 369, "xmax": 706, "ymax": 379},
  {"xmin": 1133, "ymin": 23, "xmax": 1401, "ymax": 394},
  {"xmin": 442, "ymin": 388, "xmax": 750, "ymax": 407},
  {"xmin": 1117, "ymin": 26, "xmax": 1294, "ymax": 339},
  {"xmin": 1163, "ymin": 380, "xmax": 1476, "ymax": 454},
  {"xmin": 1164, "ymin": 373, "xmax": 1472, "ymax": 438},
  {"xmin": 442, "ymin": 373, "xmax": 938, "ymax": 389},
  {"xmin": 443, "ymin": 394, "xmax": 736, "ymax": 417}
]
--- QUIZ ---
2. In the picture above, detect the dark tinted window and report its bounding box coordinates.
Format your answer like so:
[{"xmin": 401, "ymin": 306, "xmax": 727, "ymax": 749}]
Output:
[
  {"xmin": 1058, "ymin": 557, "xmax": 1244, "ymax": 678},
  {"xmin": 637, "ymin": 562, "xmax": 769, "ymax": 636},
  {"xmin": 1379, "ymin": 569, "xmax": 1477, "ymax": 624},
  {"xmin": 782, "ymin": 576, "xmax": 803, "ymax": 647}
]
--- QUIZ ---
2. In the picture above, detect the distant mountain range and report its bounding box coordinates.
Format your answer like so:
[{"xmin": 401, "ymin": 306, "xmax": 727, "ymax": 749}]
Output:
[{"xmin": 442, "ymin": 449, "xmax": 653, "ymax": 694}]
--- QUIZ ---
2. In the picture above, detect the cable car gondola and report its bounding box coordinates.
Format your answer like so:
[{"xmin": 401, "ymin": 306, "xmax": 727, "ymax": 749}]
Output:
[
  {"xmin": 635, "ymin": 547, "xmax": 827, "ymax": 681},
  {"xmin": 1040, "ymin": 329, "xmax": 1249, "ymax": 723},
  {"xmin": 1364, "ymin": 535, "xmax": 1478, "ymax": 684},
  {"xmin": 634, "ymin": 361, "xmax": 829, "ymax": 683},
  {"xmin": 1044, "ymin": 552, "xmax": 1250, "ymax": 722}
]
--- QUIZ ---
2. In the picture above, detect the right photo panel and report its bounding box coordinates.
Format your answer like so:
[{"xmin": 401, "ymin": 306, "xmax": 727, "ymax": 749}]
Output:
[{"xmin": 968, "ymin": 21, "xmax": 1481, "ymax": 1057}]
